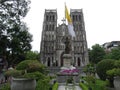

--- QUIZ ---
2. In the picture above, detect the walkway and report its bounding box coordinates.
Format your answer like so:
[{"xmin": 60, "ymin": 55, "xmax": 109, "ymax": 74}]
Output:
[{"xmin": 58, "ymin": 83, "xmax": 82, "ymax": 90}]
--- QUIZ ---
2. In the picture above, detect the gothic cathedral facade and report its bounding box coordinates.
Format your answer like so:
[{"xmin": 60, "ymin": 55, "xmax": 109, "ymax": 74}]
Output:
[{"xmin": 40, "ymin": 9, "xmax": 89, "ymax": 67}]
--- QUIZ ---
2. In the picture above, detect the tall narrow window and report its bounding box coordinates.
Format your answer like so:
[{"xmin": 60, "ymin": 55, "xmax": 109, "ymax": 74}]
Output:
[
  {"xmin": 79, "ymin": 15, "xmax": 81, "ymax": 21},
  {"xmin": 49, "ymin": 24, "xmax": 51, "ymax": 31},
  {"xmin": 76, "ymin": 15, "xmax": 77, "ymax": 21},
  {"xmin": 50, "ymin": 15, "xmax": 52, "ymax": 21},
  {"xmin": 52, "ymin": 25, "xmax": 54, "ymax": 30},
  {"xmin": 48, "ymin": 58, "xmax": 51, "ymax": 67},
  {"xmin": 72, "ymin": 15, "xmax": 75, "ymax": 21},
  {"xmin": 46, "ymin": 15, "xmax": 48, "ymax": 21},
  {"xmin": 46, "ymin": 25, "xmax": 48, "ymax": 30},
  {"xmin": 53, "ymin": 15, "xmax": 55, "ymax": 21},
  {"xmin": 78, "ymin": 57, "xmax": 81, "ymax": 66}
]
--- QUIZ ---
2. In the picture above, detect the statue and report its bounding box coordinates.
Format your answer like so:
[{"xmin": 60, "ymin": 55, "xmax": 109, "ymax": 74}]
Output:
[{"xmin": 64, "ymin": 37, "xmax": 71, "ymax": 54}]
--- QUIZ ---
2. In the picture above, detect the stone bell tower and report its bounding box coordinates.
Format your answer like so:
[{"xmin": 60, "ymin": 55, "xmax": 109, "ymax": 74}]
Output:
[{"xmin": 40, "ymin": 9, "xmax": 57, "ymax": 66}]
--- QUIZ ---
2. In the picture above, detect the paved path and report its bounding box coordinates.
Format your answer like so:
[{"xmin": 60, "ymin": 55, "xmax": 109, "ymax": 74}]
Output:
[{"xmin": 58, "ymin": 84, "xmax": 82, "ymax": 90}]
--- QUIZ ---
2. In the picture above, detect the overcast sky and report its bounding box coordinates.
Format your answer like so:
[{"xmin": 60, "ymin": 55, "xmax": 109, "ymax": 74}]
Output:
[{"xmin": 24, "ymin": 0, "xmax": 120, "ymax": 51}]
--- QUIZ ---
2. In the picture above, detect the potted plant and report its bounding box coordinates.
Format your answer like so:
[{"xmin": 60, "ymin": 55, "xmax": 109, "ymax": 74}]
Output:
[{"xmin": 5, "ymin": 60, "xmax": 46, "ymax": 90}]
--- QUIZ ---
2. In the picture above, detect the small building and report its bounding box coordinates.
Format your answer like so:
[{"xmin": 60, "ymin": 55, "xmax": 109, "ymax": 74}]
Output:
[{"xmin": 103, "ymin": 41, "xmax": 120, "ymax": 52}]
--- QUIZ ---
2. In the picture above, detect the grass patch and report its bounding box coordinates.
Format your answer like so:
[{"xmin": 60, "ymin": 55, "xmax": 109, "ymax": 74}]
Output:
[
  {"xmin": 91, "ymin": 79, "xmax": 108, "ymax": 90},
  {"xmin": 80, "ymin": 76, "xmax": 108, "ymax": 90}
]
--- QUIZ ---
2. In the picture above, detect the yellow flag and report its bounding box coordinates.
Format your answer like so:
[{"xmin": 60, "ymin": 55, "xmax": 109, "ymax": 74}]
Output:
[
  {"xmin": 65, "ymin": 5, "xmax": 72, "ymax": 23},
  {"xmin": 65, "ymin": 5, "xmax": 75, "ymax": 37}
]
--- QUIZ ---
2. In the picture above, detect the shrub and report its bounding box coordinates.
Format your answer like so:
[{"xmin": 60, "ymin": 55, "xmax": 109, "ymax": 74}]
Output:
[
  {"xmin": 35, "ymin": 77, "xmax": 50, "ymax": 90},
  {"xmin": 16, "ymin": 60, "xmax": 45, "ymax": 73},
  {"xmin": 23, "ymin": 71, "xmax": 45, "ymax": 80},
  {"xmin": 1, "ymin": 83, "xmax": 10, "ymax": 90},
  {"xmin": 4, "ymin": 69, "xmax": 22, "ymax": 77},
  {"xmin": 107, "ymin": 68, "xmax": 120, "ymax": 77},
  {"xmin": 96, "ymin": 59, "xmax": 115, "ymax": 80},
  {"xmin": 5, "ymin": 60, "xmax": 47, "ymax": 79},
  {"xmin": 114, "ymin": 60, "xmax": 120, "ymax": 68}
]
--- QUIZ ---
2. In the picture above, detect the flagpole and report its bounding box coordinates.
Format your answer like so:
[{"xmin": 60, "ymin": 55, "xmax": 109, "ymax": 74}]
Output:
[{"xmin": 64, "ymin": 2, "xmax": 66, "ymax": 23}]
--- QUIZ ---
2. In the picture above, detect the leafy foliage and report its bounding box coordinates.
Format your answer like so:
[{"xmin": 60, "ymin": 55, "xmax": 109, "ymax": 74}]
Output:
[
  {"xmin": 80, "ymin": 76, "xmax": 108, "ymax": 90},
  {"xmin": 1, "ymin": 83, "xmax": 10, "ymax": 90},
  {"xmin": 4, "ymin": 69, "xmax": 22, "ymax": 77},
  {"xmin": 104, "ymin": 46, "xmax": 120, "ymax": 60},
  {"xmin": 5, "ymin": 60, "xmax": 47, "ymax": 79},
  {"xmin": 0, "ymin": 0, "xmax": 32, "ymax": 65},
  {"xmin": 107, "ymin": 60, "xmax": 120, "ymax": 77},
  {"xmin": 89, "ymin": 44, "xmax": 106, "ymax": 64},
  {"xmin": 83, "ymin": 64, "xmax": 96, "ymax": 75},
  {"xmin": 25, "ymin": 51, "xmax": 40, "ymax": 60},
  {"xmin": 96, "ymin": 59, "xmax": 115, "ymax": 80},
  {"xmin": 35, "ymin": 77, "xmax": 50, "ymax": 90},
  {"xmin": 79, "ymin": 83, "xmax": 88, "ymax": 90},
  {"xmin": 52, "ymin": 82, "xmax": 58, "ymax": 90},
  {"xmin": 16, "ymin": 60, "xmax": 46, "ymax": 74}
]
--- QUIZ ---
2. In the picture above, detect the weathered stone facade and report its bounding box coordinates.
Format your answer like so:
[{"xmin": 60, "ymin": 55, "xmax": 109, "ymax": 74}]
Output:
[{"xmin": 40, "ymin": 9, "xmax": 89, "ymax": 67}]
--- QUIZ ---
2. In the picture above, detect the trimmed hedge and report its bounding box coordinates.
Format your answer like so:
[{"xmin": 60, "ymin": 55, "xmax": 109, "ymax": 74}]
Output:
[
  {"xmin": 52, "ymin": 82, "xmax": 58, "ymax": 90},
  {"xmin": 79, "ymin": 82, "xmax": 88, "ymax": 90}
]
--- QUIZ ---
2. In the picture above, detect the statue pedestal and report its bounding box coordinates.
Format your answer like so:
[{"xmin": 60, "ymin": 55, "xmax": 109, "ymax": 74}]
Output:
[
  {"xmin": 62, "ymin": 54, "xmax": 72, "ymax": 68},
  {"xmin": 57, "ymin": 54, "xmax": 79, "ymax": 83}
]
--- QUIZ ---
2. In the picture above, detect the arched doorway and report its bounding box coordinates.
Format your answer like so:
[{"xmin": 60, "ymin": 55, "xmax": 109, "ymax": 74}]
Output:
[
  {"xmin": 60, "ymin": 52, "xmax": 64, "ymax": 66},
  {"xmin": 47, "ymin": 57, "xmax": 50, "ymax": 67},
  {"xmin": 78, "ymin": 57, "xmax": 81, "ymax": 66}
]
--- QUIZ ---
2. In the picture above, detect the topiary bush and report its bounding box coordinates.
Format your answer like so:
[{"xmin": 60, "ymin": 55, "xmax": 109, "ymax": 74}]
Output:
[
  {"xmin": 5, "ymin": 60, "xmax": 47, "ymax": 79},
  {"xmin": 4, "ymin": 69, "xmax": 22, "ymax": 77},
  {"xmin": 16, "ymin": 60, "xmax": 45, "ymax": 73},
  {"xmin": 96, "ymin": 59, "xmax": 115, "ymax": 80}
]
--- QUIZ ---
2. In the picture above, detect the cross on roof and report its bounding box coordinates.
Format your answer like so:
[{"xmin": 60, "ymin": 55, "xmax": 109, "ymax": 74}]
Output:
[{"xmin": 61, "ymin": 18, "xmax": 66, "ymax": 24}]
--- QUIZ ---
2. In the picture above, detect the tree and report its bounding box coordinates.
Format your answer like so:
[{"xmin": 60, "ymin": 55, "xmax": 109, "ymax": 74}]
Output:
[
  {"xmin": 110, "ymin": 47, "xmax": 120, "ymax": 60},
  {"xmin": 0, "ymin": 0, "xmax": 32, "ymax": 65},
  {"xmin": 25, "ymin": 51, "xmax": 40, "ymax": 60},
  {"xmin": 104, "ymin": 46, "xmax": 120, "ymax": 60},
  {"xmin": 89, "ymin": 44, "xmax": 106, "ymax": 64},
  {"xmin": 96, "ymin": 59, "xmax": 115, "ymax": 87},
  {"xmin": 96, "ymin": 59, "xmax": 115, "ymax": 80}
]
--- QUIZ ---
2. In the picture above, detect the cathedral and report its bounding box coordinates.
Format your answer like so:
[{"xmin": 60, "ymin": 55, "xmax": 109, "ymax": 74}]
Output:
[{"xmin": 40, "ymin": 9, "xmax": 89, "ymax": 67}]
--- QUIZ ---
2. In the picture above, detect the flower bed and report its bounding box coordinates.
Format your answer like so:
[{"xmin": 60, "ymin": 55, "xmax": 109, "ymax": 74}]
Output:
[{"xmin": 59, "ymin": 69, "xmax": 79, "ymax": 75}]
